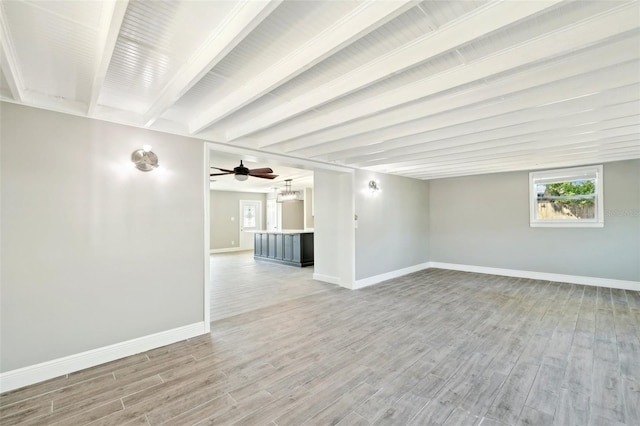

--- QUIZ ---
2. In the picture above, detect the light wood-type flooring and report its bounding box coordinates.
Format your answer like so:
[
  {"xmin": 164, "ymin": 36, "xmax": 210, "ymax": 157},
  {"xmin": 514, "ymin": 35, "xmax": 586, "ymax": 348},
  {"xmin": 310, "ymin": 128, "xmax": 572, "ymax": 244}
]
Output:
[
  {"xmin": 2, "ymin": 268, "xmax": 639, "ymax": 425},
  {"xmin": 209, "ymin": 251, "xmax": 332, "ymax": 322}
]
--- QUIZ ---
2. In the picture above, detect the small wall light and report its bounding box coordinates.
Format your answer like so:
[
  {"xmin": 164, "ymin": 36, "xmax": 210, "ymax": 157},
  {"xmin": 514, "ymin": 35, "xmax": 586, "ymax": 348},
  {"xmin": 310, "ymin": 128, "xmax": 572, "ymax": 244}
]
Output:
[
  {"xmin": 368, "ymin": 180, "xmax": 380, "ymax": 193},
  {"xmin": 131, "ymin": 145, "xmax": 159, "ymax": 171}
]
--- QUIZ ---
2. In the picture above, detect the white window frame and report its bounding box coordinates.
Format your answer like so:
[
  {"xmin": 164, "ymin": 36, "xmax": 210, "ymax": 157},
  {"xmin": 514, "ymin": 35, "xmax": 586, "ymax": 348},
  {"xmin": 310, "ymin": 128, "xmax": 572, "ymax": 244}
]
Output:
[{"xmin": 529, "ymin": 164, "xmax": 604, "ymax": 228}]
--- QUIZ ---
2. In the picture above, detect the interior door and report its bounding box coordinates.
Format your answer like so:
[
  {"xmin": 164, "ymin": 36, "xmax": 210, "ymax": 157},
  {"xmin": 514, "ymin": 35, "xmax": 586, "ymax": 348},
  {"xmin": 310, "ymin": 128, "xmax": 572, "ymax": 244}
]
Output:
[{"xmin": 239, "ymin": 200, "xmax": 262, "ymax": 250}]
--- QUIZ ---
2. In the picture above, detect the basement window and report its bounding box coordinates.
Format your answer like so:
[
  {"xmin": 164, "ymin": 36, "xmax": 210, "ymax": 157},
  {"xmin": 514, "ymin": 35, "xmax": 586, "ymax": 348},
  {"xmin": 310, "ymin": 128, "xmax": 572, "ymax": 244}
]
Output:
[{"xmin": 529, "ymin": 165, "xmax": 604, "ymax": 228}]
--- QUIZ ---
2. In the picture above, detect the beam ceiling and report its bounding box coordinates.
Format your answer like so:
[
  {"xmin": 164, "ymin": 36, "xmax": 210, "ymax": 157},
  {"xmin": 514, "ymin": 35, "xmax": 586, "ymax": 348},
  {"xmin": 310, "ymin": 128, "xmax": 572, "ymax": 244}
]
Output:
[{"xmin": 1, "ymin": 0, "xmax": 638, "ymax": 180}]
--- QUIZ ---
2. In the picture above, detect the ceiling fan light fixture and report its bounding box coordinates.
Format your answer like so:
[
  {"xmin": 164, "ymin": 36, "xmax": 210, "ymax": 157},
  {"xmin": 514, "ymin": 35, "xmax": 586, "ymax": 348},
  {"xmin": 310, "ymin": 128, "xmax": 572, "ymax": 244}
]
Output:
[{"xmin": 235, "ymin": 174, "xmax": 249, "ymax": 181}]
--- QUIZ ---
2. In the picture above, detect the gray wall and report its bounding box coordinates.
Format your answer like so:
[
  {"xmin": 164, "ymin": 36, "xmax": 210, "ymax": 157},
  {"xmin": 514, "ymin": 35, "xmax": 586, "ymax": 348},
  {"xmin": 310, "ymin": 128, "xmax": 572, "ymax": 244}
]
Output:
[
  {"xmin": 355, "ymin": 170, "xmax": 430, "ymax": 280},
  {"xmin": 1, "ymin": 103, "xmax": 205, "ymax": 372},
  {"xmin": 282, "ymin": 200, "xmax": 304, "ymax": 229},
  {"xmin": 429, "ymin": 160, "xmax": 640, "ymax": 281},
  {"xmin": 314, "ymin": 170, "xmax": 354, "ymax": 286},
  {"xmin": 210, "ymin": 191, "xmax": 266, "ymax": 250}
]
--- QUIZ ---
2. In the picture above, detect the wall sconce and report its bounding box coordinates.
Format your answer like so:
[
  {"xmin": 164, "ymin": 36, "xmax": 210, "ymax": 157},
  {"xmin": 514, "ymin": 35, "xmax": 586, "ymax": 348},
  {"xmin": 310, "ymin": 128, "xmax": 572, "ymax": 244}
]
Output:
[
  {"xmin": 131, "ymin": 145, "xmax": 159, "ymax": 171},
  {"xmin": 368, "ymin": 180, "xmax": 380, "ymax": 194}
]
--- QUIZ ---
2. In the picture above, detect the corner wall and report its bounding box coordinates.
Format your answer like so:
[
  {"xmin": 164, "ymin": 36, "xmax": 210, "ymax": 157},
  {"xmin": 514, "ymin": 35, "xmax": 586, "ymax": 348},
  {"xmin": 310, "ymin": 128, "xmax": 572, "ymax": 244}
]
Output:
[
  {"xmin": 1, "ymin": 103, "xmax": 206, "ymax": 375},
  {"xmin": 354, "ymin": 170, "xmax": 430, "ymax": 283},
  {"xmin": 429, "ymin": 160, "xmax": 640, "ymax": 282}
]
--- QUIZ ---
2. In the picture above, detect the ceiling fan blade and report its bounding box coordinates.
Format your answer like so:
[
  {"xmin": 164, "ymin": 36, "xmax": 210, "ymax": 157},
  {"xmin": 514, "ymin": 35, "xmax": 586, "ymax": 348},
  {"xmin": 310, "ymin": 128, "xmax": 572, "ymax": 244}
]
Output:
[
  {"xmin": 210, "ymin": 167, "xmax": 235, "ymax": 173},
  {"xmin": 249, "ymin": 173, "xmax": 278, "ymax": 180},
  {"xmin": 247, "ymin": 167, "xmax": 273, "ymax": 174},
  {"xmin": 210, "ymin": 172, "xmax": 234, "ymax": 176}
]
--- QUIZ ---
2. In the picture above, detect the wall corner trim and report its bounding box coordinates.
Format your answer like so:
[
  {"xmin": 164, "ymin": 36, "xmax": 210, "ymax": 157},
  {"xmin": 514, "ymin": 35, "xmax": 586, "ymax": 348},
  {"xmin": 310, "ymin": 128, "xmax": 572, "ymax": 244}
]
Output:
[
  {"xmin": 0, "ymin": 322, "xmax": 207, "ymax": 393},
  {"xmin": 353, "ymin": 262, "xmax": 431, "ymax": 290},
  {"xmin": 428, "ymin": 262, "xmax": 640, "ymax": 291}
]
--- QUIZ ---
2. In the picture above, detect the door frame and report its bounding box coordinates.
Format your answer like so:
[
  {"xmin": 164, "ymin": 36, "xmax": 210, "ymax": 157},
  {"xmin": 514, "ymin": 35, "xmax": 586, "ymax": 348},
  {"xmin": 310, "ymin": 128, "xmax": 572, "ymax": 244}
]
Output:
[{"xmin": 239, "ymin": 199, "xmax": 262, "ymax": 250}]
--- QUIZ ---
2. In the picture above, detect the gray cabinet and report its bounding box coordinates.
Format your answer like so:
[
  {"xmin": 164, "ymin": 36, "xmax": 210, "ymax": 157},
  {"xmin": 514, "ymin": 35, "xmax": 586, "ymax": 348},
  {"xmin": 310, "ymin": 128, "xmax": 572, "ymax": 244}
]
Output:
[{"xmin": 254, "ymin": 232, "xmax": 314, "ymax": 267}]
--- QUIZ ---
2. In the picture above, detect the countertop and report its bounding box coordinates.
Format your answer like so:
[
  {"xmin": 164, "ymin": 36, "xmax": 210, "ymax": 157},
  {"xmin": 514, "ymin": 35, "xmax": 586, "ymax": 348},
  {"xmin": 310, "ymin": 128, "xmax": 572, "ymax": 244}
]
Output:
[{"xmin": 249, "ymin": 229, "xmax": 314, "ymax": 234}]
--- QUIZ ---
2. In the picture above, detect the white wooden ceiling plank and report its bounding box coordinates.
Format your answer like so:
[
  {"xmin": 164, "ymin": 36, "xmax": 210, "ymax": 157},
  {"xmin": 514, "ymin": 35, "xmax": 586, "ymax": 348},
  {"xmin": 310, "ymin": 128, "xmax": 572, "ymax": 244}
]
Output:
[
  {"xmin": 388, "ymin": 141, "xmax": 640, "ymax": 176},
  {"xmin": 188, "ymin": 0, "xmax": 417, "ymax": 134},
  {"xmin": 360, "ymin": 124, "xmax": 640, "ymax": 170},
  {"xmin": 0, "ymin": 2, "xmax": 25, "ymax": 101},
  {"xmin": 358, "ymin": 121, "xmax": 640, "ymax": 172},
  {"xmin": 353, "ymin": 118, "xmax": 640, "ymax": 172},
  {"xmin": 399, "ymin": 148, "xmax": 640, "ymax": 179},
  {"xmin": 87, "ymin": 0, "xmax": 129, "ymax": 115},
  {"xmin": 368, "ymin": 130, "xmax": 640, "ymax": 172},
  {"xmin": 142, "ymin": 0, "xmax": 281, "ymax": 127},
  {"xmin": 260, "ymin": 33, "xmax": 639, "ymax": 154},
  {"xmin": 338, "ymin": 90, "xmax": 640, "ymax": 163},
  {"xmin": 225, "ymin": 0, "xmax": 561, "ymax": 141},
  {"xmin": 296, "ymin": 65, "xmax": 640, "ymax": 159},
  {"xmin": 405, "ymin": 151, "xmax": 640, "ymax": 180},
  {"xmin": 344, "ymin": 111, "xmax": 640, "ymax": 167},
  {"xmin": 257, "ymin": 3, "xmax": 640, "ymax": 149},
  {"xmin": 407, "ymin": 147, "xmax": 640, "ymax": 174},
  {"xmin": 344, "ymin": 94, "xmax": 640, "ymax": 166}
]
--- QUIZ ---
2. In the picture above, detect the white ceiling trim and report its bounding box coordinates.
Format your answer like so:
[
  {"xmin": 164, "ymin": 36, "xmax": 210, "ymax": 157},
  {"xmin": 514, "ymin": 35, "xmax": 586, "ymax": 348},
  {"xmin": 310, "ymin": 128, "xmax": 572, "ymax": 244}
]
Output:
[
  {"xmin": 142, "ymin": 0, "xmax": 281, "ymax": 127},
  {"xmin": 87, "ymin": 0, "xmax": 129, "ymax": 116},
  {"xmin": 257, "ymin": 3, "xmax": 640, "ymax": 150},
  {"xmin": 188, "ymin": 0, "xmax": 416, "ymax": 134},
  {"xmin": 226, "ymin": 0, "xmax": 562, "ymax": 141}
]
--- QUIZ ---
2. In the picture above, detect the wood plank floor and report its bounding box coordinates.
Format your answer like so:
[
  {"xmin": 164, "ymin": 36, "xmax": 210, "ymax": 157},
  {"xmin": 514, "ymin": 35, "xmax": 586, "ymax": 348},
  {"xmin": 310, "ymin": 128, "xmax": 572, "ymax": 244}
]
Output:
[
  {"xmin": 209, "ymin": 251, "xmax": 332, "ymax": 322},
  {"xmin": 2, "ymin": 268, "xmax": 640, "ymax": 425}
]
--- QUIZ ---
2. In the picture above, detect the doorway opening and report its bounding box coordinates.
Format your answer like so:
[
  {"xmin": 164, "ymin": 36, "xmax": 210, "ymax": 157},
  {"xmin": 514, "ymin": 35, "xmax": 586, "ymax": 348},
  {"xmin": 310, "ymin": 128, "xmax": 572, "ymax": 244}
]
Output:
[{"xmin": 205, "ymin": 144, "xmax": 355, "ymax": 323}]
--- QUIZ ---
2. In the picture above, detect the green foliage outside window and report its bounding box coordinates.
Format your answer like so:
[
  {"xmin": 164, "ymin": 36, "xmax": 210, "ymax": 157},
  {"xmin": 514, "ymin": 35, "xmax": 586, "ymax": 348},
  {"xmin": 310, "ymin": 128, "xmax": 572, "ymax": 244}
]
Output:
[{"xmin": 547, "ymin": 180, "xmax": 595, "ymax": 205}]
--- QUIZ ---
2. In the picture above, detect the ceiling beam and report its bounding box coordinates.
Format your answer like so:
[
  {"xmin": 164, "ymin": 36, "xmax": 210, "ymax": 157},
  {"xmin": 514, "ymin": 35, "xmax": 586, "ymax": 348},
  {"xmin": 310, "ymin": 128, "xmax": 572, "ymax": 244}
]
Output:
[
  {"xmin": 401, "ymin": 148, "xmax": 640, "ymax": 179},
  {"xmin": 298, "ymin": 63, "xmax": 640, "ymax": 160},
  {"xmin": 258, "ymin": 2, "xmax": 640, "ymax": 150},
  {"xmin": 188, "ymin": 0, "xmax": 418, "ymax": 134},
  {"xmin": 87, "ymin": 0, "xmax": 129, "ymax": 116},
  {"xmin": 365, "ymin": 124, "xmax": 640, "ymax": 172},
  {"xmin": 142, "ymin": 0, "xmax": 282, "ymax": 128},
  {"xmin": 343, "ymin": 87, "xmax": 640, "ymax": 166},
  {"xmin": 390, "ymin": 140, "xmax": 640, "ymax": 174},
  {"xmin": 355, "ymin": 120, "xmax": 640, "ymax": 175},
  {"xmin": 0, "ymin": 4, "xmax": 24, "ymax": 101},
  {"xmin": 400, "ymin": 149, "xmax": 640, "ymax": 180},
  {"xmin": 226, "ymin": 0, "xmax": 561, "ymax": 141},
  {"xmin": 266, "ymin": 34, "xmax": 639, "ymax": 156}
]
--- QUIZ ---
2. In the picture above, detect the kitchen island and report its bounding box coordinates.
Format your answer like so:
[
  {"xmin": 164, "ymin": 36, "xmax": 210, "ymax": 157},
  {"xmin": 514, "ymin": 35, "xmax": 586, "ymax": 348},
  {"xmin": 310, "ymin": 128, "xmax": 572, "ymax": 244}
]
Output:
[{"xmin": 253, "ymin": 230, "xmax": 314, "ymax": 267}]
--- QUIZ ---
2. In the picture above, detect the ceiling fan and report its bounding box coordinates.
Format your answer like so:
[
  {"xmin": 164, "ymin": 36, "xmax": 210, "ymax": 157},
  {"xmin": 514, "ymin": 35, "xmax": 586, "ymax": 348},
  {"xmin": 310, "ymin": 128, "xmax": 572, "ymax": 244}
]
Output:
[{"xmin": 210, "ymin": 160, "xmax": 278, "ymax": 181}]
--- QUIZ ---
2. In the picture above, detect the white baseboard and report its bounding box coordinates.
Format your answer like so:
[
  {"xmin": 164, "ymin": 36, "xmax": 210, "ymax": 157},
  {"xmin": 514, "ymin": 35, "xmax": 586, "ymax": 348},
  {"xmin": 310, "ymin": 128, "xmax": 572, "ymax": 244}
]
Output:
[
  {"xmin": 313, "ymin": 273, "xmax": 342, "ymax": 286},
  {"xmin": 353, "ymin": 262, "xmax": 431, "ymax": 289},
  {"xmin": 210, "ymin": 247, "xmax": 249, "ymax": 254},
  {"xmin": 0, "ymin": 322, "xmax": 207, "ymax": 393},
  {"xmin": 428, "ymin": 262, "xmax": 640, "ymax": 291}
]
